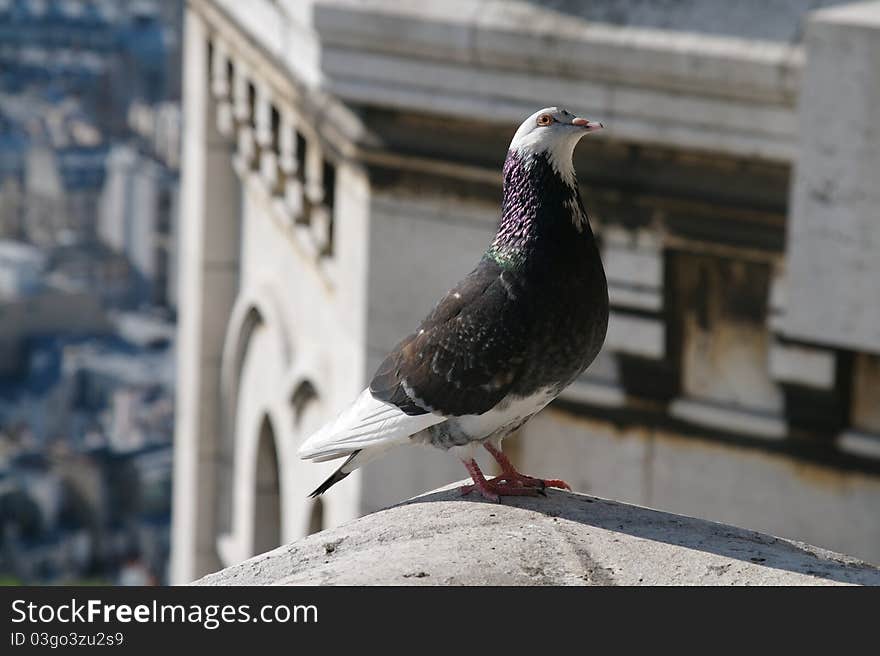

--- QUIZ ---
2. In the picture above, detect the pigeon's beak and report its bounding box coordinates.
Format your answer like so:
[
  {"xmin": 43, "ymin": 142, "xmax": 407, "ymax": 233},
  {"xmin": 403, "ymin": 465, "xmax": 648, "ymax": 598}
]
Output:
[{"xmin": 572, "ymin": 117, "xmax": 604, "ymax": 133}]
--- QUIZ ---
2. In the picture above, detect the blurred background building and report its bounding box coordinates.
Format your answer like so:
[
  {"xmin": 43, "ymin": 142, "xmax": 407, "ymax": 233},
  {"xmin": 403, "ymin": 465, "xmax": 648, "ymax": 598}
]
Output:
[
  {"xmin": 0, "ymin": 0, "xmax": 182, "ymax": 584},
  {"xmin": 1, "ymin": 0, "xmax": 879, "ymax": 587},
  {"xmin": 171, "ymin": 0, "xmax": 880, "ymax": 584}
]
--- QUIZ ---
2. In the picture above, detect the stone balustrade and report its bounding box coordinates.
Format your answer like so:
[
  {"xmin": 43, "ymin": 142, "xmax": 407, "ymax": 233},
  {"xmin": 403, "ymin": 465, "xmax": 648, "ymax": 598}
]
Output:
[{"xmin": 207, "ymin": 31, "xmax": 337, "ymax": 262}]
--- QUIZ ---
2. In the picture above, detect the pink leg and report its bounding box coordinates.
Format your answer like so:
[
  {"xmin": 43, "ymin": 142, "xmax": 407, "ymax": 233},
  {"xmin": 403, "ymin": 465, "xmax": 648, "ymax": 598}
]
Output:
[
  {"xmin": 459, "ymin": 458, "xmax": 542, "ymax": 502},
  {"xmin": 483, "ymin": 442, "xmax": 572, "ymax": 491}
]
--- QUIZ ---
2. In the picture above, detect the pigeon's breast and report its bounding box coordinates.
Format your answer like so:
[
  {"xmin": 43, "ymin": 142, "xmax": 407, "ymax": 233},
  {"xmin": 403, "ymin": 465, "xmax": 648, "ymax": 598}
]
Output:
[{"xmin": 512, "ymin": 231, "xmax": 609, "ymax": 396}]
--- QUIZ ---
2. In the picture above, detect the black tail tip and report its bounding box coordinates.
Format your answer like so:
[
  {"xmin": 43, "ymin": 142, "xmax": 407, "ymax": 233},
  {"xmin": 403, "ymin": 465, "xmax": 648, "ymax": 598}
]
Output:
[{"xmin": 308, "ymin": 469, "xmax": 350, "ymax": 498}]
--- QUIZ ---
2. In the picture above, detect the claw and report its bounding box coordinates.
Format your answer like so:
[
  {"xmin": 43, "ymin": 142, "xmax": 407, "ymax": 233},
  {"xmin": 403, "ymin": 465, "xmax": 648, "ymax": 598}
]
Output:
[
  {"xmin": 482, "ymin": 443, "xmax": 572, "ymax": 492},
  {"xmin": 460, "ymin": 455, "xmax": 571, "ymax": 503}
]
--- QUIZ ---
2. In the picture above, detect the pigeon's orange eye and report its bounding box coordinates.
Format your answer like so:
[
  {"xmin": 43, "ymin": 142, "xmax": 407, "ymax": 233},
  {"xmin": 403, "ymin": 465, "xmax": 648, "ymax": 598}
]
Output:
[{"xmin": 537, "ymin": 114, "xmax": 553, "ymax": 126}]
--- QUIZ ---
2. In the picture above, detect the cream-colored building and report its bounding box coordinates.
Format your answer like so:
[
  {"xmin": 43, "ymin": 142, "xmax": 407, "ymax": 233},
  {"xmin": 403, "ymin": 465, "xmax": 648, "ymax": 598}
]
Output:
[{"xmin": 172, "ymin": 0, "xmax": 880, "ymax": 583}]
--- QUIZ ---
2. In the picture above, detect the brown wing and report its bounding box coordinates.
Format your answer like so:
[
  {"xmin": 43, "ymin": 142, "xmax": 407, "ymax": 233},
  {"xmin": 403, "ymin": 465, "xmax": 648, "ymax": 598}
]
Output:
[{"xmin": 370, "ymin": 257, "xmax": 531, "ymax": 417}]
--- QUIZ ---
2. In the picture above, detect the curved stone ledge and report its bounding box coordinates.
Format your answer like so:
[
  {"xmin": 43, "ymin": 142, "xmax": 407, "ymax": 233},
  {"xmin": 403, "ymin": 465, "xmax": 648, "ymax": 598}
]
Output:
[{"xmin": 195, "ymin": 483, "xmax": 880, "ymax": 586}]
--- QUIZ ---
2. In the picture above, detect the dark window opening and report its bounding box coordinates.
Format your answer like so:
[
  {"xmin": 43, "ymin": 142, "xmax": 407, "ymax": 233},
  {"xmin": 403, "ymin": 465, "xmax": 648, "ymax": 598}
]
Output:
[
  {"xmin": 295, "ymin": 130, "xmax": 306, "ymax": 177},
  {"xmin": 270, "ymin": 104, "xmax": 281, "ymax": 152},
  {"xmin": 247, "ymin": 82, "xmax": 256, "ymax": 128},
  {"xmin": 157, "ymin": 189, "xmax": 172, "ymax": 233},
  {"xmin": 671, "ymin": 250, "xmax": 778, "ymax": 412},
  {"xmin": 322, "ymin": 160, "xmax": 336, "ymax": 210},
  {"xmin": 322, "ymin": 160, "xmax": 336, "ymax": 256},
  {"xmin": 290, "ymin": 381, "xmax": 318, "ymax": 428}
]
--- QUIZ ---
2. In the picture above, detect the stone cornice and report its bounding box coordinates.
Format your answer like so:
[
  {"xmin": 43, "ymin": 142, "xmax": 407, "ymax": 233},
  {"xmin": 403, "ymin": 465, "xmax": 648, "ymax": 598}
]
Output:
[
  {"xmin": 312, "ymin": 0, "xmax": 803, "ymax": 161},
  {"xmin": 195, "ymin": 0, "xmax": 804, "ymax": 162}
]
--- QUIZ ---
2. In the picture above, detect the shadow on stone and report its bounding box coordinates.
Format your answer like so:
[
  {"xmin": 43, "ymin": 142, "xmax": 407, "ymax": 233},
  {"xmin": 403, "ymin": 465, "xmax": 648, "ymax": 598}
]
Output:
[
  {"xmin": 400, "ymin": 485, "xmax": 880, "ymax": 586},
  {"xmin": 197, "ymin": 483, "xmax": 880, "ymax": 586}
]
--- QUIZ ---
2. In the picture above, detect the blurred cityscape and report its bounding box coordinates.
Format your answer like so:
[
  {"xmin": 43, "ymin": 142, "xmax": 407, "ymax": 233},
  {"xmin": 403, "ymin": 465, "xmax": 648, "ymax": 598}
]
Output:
[{"xmin": 0, "ymin": 0, "xmax": 182, "ymax": 584}]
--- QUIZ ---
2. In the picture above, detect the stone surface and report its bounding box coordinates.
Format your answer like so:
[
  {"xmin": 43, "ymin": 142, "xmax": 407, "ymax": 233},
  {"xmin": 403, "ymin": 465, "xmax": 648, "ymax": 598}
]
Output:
[
  {"xmin": 195, "ymin": 484, "xmax": 880, "ymax": 586},
  {"xmin": 518, "ymin": 409, "xmax": 880, "ymax": 565},
  {"xmin": 784, "ymin": 2, "xmax": 880, "ymax": 353},
  {"xmin": 523, "ymin": 0, "xmax": 853, "ymax": 43},
  {"xmin": 769, "ymin": 341, "xmax": 836, "ymax": 389},
  {"xmin": 605, "ymin": 312, "xmax": 665, "ymax": 359}
]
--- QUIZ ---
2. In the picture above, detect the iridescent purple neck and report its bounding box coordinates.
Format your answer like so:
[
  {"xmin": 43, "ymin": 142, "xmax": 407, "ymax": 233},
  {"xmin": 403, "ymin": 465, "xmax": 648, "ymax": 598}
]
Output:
[{"xmin": 487, "ymin": 149, "xmax": 582, "ymax": 269}]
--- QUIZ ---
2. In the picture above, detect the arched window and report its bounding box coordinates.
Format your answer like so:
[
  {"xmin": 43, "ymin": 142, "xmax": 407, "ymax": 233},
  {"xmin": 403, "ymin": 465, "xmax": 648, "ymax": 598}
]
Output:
[{"xmin": 253, "ymin": 416, "xmax": 281, "ymax": 554}]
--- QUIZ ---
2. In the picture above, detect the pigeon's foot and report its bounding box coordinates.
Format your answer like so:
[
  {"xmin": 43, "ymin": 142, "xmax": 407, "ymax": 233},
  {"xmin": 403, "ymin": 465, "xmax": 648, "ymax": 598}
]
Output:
[
  {"xmin": 483, "ymin": 442, "xmax": 572, "ymax": 491},
  {"xmin": 460, "ymin": 458, "xmax": 541, "ymax": 502},
  {"xmin": 458, "ymin": 477, "xmax": 543, "ymax": 502}
]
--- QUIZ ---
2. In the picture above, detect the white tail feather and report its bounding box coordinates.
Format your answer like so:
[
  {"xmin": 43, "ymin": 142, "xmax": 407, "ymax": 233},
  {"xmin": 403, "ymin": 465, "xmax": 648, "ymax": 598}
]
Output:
[{"xmin": 298, "ymin": 389, "xmax": 445, "ymax": 461}]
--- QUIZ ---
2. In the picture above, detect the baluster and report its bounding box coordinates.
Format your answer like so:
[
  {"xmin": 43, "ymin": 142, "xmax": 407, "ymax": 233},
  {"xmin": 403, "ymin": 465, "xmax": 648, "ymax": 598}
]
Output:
[
  {"xmin": 255, "ymin": 85, "xmax": 280, "ymax": 193},
  {"xmin": 211, "ymin": 41, "xmax": 234, "ymax": 138},
  {"xmin": 232, "ymin": 65, "xmax": 256, "ymax": 170},
  {"xmin": 279, "ymin": 111, "xmax": 304, "ymax": 221}
]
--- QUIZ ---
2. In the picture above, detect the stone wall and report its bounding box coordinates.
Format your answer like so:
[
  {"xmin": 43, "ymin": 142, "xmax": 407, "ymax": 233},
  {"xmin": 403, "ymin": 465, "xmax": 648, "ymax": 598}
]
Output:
[
  {"xmin": 173, "ymin": 0, "xmax": 880, "ymax": 583},
  {"xmin": 784, "ymin": 2, "xmax": 880, "ymax": 353}
]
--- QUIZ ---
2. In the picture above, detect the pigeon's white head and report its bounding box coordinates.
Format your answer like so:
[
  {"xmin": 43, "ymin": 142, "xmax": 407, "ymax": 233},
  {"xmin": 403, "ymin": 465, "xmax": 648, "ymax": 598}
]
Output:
[{"xmin": 508, "ymin": 107, "xmax": 603, "ymax": 186}]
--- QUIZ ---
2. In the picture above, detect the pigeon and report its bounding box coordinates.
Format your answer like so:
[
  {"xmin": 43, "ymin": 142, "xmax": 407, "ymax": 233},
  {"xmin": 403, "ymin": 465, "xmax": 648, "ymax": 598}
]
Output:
[{"xmin": 299, "ymin": 107, "xmax": 609, "ymax": 501}]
